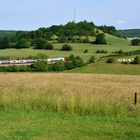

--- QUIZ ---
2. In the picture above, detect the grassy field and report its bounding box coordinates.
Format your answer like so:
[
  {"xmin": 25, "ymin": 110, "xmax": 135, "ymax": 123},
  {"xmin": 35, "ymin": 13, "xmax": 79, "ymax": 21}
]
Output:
[
  {"xmin": 0, "ymin": 73, "xmax": 139, "ymax": 116},
  {"xmin": 0, "ymin": 111, "xmax": 140, "ymax": 140},
  {"xmin": 67, "ymin": 62, "xmax": 140, "ymax": 75},
  {"xmin": 0, "ymin": 73, "xmax": 140, "ymax": 139},
  {"xmin": 0, "ymin": 35, "xmax": 139, "ymax": 61}
]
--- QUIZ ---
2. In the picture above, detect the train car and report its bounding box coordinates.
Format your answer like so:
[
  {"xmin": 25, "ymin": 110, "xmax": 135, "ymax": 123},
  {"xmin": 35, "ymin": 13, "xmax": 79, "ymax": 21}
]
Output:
[
  {"xmin": 26, "ymin": 60, "xmax": 37, "ymax": 63},
  {"xmin": 10, "ymin": 60, "xmax": 19, "ymax": 64},
  {"xmin": 0, "ymin": 60, "xmax": 10, "ymax": 64},
  {"xmin": 18, "ymin": 60, "xmax": 27, "ymax": 64},
  {"xmin": 47, "ymin": 57, "xmax": 65, "ymax": 63}
]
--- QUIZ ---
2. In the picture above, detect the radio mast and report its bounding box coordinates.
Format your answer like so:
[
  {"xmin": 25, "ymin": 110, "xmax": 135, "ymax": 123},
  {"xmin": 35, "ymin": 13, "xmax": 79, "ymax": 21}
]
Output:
[{"xmin": 74, "ymin": 9, "xmax": 76, "ymax": 22}]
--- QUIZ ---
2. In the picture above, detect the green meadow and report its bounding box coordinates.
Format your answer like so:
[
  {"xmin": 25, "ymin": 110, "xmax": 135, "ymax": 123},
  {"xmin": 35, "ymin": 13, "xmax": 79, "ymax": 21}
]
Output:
[
  {"xmin": 67, "ymin": 62, "xmax": 140, "ymax": 75},
  {"xmin": 0, "ymin": 34, "xmax": 139, "ymax": 61},
  {"xmin": 0, "ymin": 111, "xmax": 140, "ymax": 140},
  {"xmin": 0, "ymin": 73, "xmax": 140, "ymax": 140}
]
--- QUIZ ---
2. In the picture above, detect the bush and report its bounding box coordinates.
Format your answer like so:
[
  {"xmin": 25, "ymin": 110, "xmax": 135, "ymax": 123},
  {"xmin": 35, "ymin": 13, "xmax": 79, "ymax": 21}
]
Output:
[
  {"xmin": 0, "ymin": 65, "xmax": 31, "ymax": 72},
  {"xmin": 106, "ymin": 58, "xmax": 115, "ymax": 63},
  {"xmin": 69, "ymin": 54, "xmax": 75, "ymax": 61},
  {"xmin": 118, "ymin": 50, "xmax": 123, "ymax": 54},
  {"xmin": 34, "ymin": 38, "xmax": 54, "ymax": 50},
  {"xmin": 61, "ymin": 44, "xmax": 72, "ymax": 51},
  {"xmin": 31, "ymin": 61, "xmax": 48, "ymax": 72},
  {"xmin": 113, "ymin": 50, "xmax": 123, "ymax": 54},
  {"xmin": 43, "ymin": 42, "xmax": 54, "ymax": 50},
  {"xmin": 131, "ymin": 39, "xmax": 140, "ymax": 46},
  {"xmin": 75, "ymin": 56, "xmax": 85, "ymax": 67},
  {"xmin": 68, "ymin": 55, "xmax": 85, "ymax": 68},
  {"xmin": 84, "ymin": 49, "xmax": 88, "ymax": 53},
  {"xmin": 89, "ymin": 56, "xmax": 96, "ymax": 63},
  {"xmin": 65, "ymin": 61, "xmax": 74, "ymax": 70},
  {"xmin": 133, "ymin": 56, "xmax": 140, "ymax": 64},
  {"xmin": 51, "ymin": 61, "xmax": 65, "ymax": 72}
]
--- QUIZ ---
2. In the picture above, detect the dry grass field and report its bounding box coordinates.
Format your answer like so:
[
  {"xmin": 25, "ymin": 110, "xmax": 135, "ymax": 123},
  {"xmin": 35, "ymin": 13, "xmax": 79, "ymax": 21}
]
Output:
[{"xmin": 0, "ymin": 73, "xmax": 139, "ymax": 117}]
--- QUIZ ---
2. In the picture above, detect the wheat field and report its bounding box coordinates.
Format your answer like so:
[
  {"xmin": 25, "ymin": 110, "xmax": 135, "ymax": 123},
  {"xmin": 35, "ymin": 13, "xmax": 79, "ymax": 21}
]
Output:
[{"xmin": 0, "ymin": 73, "xmax": 139, "ymax": 117}]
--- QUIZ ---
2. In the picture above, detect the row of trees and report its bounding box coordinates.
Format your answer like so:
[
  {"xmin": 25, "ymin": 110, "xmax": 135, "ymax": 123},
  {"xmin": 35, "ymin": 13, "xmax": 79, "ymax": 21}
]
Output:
[
  {"xmin": 97, "ymin": 25, "xmax": 124, "ymax": 38},
  {"xmin": 0, "ymin": 37, "xmax": 75, "ymax": 50},
  {"xmin": 0, "ymin": 32, "xmax": 107, "ymax": 50}
]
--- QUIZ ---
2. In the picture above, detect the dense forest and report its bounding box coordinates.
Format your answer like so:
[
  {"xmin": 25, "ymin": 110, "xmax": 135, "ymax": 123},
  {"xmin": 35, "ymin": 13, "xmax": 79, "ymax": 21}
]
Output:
[
  {"xmin": 118, "ymin": 29, "xmax": 140, "ymax": 38},
  {"xmin": 0, "ymin": 21, "xmax": 122, "ymax": 49}
]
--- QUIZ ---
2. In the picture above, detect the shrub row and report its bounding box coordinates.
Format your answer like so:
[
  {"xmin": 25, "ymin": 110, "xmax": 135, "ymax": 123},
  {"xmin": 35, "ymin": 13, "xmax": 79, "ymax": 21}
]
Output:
[
  {"xmin": 101, "ymin": 50, "xmax": 140, "ymax": 59},
  {"xmin": 96, "ymin": 50, "xmax": 108, "ymax": 54},
  {"xmin": 112, "ymin": 50, "xmax": 123, "ymax": 54}
]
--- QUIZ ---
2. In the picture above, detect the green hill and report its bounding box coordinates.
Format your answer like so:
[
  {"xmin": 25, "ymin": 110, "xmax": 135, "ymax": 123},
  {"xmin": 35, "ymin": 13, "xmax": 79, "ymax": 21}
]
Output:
[
  {"xmin": 0, "ymin": 21, "xmax": 139, "ymax": 62},
  {"xmin": 0, "ymin": 33, "xmax": 139, "ymax": 61}
]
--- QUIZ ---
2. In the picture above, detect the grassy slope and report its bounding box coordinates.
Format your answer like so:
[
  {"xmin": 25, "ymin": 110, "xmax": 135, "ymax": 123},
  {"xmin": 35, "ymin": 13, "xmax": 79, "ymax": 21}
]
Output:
[
  {"xmin": 0, "ymin": 111, "xmax": 140, "ymax": 140},
  {"xmin": 0, "ymin": 34, "xmax": 139, "ymax": 61},
  {"xmin": 67, "ymin": 62, "xmax": 140, "ymax": 75}
]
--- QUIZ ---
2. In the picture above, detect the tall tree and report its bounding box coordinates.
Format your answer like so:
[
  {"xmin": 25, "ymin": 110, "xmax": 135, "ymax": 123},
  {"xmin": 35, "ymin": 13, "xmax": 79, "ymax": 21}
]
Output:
[{"xmin": 94, "ymin": 33, "xmax": 107, "ymax": 44}]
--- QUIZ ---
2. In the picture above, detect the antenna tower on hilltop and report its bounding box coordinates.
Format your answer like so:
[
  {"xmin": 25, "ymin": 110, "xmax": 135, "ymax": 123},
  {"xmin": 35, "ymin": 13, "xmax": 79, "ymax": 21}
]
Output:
[{"xmin": 74, "ymin": 9, "xmax": 76, "ymax": 22}]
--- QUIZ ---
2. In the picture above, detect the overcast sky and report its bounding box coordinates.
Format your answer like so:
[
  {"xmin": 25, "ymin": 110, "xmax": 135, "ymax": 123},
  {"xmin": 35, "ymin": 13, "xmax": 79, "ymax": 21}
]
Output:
[{"xmin": 0, "ymin": 0, "xmax": 140, "ymax": 30}]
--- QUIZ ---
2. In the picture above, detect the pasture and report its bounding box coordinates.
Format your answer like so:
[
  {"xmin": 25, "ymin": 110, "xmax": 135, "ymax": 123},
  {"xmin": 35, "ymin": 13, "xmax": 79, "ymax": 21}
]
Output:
[
  {"xmin": 0, "ymin": 111, "xmax": 140, "ymax": 140},
  {"xmin": 68, "ymin": 62, "xmax": 140, "ymax": 75},
  {"xmin": 0, "ymin": 35, "xmax": 139, "ymax": 61}
]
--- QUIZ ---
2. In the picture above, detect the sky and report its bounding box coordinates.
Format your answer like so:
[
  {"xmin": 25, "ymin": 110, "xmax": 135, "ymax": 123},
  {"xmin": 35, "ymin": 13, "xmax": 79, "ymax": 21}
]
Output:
[{"xmin": 0, "ymin": 0, "xmax": 140, "ymax": 30}]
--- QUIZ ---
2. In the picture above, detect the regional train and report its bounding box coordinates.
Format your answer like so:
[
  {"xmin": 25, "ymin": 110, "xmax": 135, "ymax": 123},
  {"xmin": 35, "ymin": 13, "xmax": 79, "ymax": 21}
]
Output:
[{"xmin": 0, "ymin": 57, "xmax": 67, "ymax": 65}]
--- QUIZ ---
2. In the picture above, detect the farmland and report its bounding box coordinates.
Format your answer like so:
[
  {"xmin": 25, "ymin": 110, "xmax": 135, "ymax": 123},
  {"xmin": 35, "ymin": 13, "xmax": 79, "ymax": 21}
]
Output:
[
  {"xmin": 0, "ymin": 73, "xmax": 140, "ymax": 139},
  {"xmin": 0, "ymin": 73, "xmax": 140, "ymax": 116}
]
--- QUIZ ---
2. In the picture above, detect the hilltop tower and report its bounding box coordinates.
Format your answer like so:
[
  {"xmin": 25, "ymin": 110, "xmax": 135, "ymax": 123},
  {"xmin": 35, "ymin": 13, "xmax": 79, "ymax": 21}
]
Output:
[{"xmin": 73, "ymin": 9, "xmax": 76, "ymax": 22}]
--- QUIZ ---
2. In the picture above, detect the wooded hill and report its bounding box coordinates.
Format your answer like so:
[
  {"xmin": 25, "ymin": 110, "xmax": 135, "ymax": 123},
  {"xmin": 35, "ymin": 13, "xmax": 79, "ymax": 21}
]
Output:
[{"xmin": 0, "ymin": 21, "xmax": 123, "ymax": 49}]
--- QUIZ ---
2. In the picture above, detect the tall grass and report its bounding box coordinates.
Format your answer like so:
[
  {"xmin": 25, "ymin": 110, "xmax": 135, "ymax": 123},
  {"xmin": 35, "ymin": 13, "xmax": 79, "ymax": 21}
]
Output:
[{"xmin": 0, "ymin": 73, "xmax": 139, "ymax": 117}]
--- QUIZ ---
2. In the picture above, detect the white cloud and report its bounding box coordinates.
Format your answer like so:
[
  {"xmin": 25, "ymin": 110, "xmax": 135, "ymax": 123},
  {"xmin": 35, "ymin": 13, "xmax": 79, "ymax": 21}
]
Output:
[{"xmin": 117, "ymin": 20, "xmax": 125, "ymax": 25}]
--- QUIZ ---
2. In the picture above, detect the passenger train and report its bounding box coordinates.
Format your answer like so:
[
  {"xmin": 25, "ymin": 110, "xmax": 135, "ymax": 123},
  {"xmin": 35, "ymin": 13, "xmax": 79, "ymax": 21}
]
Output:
[{"xmin": 0, "ymin": 57, "xmax": 67, "ymax": 65}]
